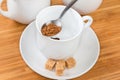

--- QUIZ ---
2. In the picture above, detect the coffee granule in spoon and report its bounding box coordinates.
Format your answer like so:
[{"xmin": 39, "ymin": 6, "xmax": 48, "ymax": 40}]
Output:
[{"xmin": 41, "ymin": 23, "xmax": 61, "ymax": 36}]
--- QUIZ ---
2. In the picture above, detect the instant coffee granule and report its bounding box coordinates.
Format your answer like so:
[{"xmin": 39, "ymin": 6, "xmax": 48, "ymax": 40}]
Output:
[
  {"xmin": 51, "ymin": 37, "xmax": 60, "ymax": 40},
  {"xmin": 41, "ymin": 23, "xmax": 61, "ymax": 36}
]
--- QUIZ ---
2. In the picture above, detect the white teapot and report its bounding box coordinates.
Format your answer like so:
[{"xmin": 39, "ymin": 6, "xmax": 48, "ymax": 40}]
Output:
[
  {"xmin": 0, "ymin": 0, "xmax": 50, "ymax": 24},
  {"xmin": 63, "ymin": 0, "xmax": 103, "ymax": 15}
]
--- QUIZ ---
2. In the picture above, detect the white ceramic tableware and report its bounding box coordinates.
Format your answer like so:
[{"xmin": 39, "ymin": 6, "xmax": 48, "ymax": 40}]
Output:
[
  {"xmin": 36, "ymin": 5, "xmax": 93, "ymax": 60},
  {"xmin": 0, "ymin": 0, "xmax": 50, "ymax": 24},
  {"xmin": 63, "ymin": 0, "xmax": 103, "ymax": 15},
  {"xmin": 19, "ymin": 21, "xmax": 100, "ymax": 79}
]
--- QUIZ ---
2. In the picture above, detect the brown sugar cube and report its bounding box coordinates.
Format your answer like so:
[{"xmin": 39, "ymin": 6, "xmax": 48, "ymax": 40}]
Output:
[
  {"xmin": 57, "ymin": 60, "xmax": 66, "ymax": 69},
  {"xmin": 55, "ymin": 60, "xmax": 65, "ymax": 76},
  {"xmin": 55, "ymin": 65, "xmax": 64, "ymax": 76},
  {"xmin": 45, "ymin": 59, "xmax": 56, "ymax": 71},
  {"xmin": 66, "ymin": 57, "xmax": 76, "ymax": 69}
]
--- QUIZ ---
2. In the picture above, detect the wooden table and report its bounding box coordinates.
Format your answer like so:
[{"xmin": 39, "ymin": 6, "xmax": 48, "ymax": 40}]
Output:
[{"xmin": 0, "ymin": 0, "xmax": 120, "ymax": 80}]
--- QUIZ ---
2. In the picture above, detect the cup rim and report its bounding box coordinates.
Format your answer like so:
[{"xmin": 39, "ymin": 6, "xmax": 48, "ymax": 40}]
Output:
[{"xmin": 35, "ymin": 5, "xmax": 84, "ymax": 42}]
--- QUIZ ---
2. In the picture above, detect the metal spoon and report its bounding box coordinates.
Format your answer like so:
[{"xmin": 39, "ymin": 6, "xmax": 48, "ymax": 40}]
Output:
[{"xmin": 43, "ymin": 0, "xmax": 78, "ymax": 28}]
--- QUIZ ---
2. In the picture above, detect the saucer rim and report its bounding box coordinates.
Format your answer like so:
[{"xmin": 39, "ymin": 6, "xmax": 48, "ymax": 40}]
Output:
[{"xmin": 19, "ymin": 21, "xmax": 100, "ymax": 79}]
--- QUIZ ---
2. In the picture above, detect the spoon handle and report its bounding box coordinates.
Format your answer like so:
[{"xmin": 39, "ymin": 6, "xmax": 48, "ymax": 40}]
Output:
[{"xmin": 59, "ymin": 0, "xmax": 78, "ymax": 19}]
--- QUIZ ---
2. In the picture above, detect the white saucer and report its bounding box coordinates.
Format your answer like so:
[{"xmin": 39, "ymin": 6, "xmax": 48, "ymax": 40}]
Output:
[{"xmin": 19, "ymin": 21, "xmax": 100, "ymax": 79}]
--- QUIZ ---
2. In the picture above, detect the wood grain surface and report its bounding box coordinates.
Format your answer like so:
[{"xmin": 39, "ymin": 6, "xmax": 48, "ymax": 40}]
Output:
[{"xmin": 0, "ymin": 0, "xmax": 120, "ymax": 80}]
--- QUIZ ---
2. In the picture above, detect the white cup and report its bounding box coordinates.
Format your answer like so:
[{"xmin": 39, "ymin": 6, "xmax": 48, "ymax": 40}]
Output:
[{"xmin": 35, "ymin": 5, "xmax": 93, "ymax": 60}]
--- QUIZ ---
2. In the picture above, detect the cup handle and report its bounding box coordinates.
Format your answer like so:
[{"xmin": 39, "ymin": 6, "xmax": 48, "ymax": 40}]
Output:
[
  {"xmin": 82, "ymin": 16, "xmax": 93, "ymax": 28},
  {"xmin": 0, "ymin": 0, "xmax": 12, "ymax": 18}
]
